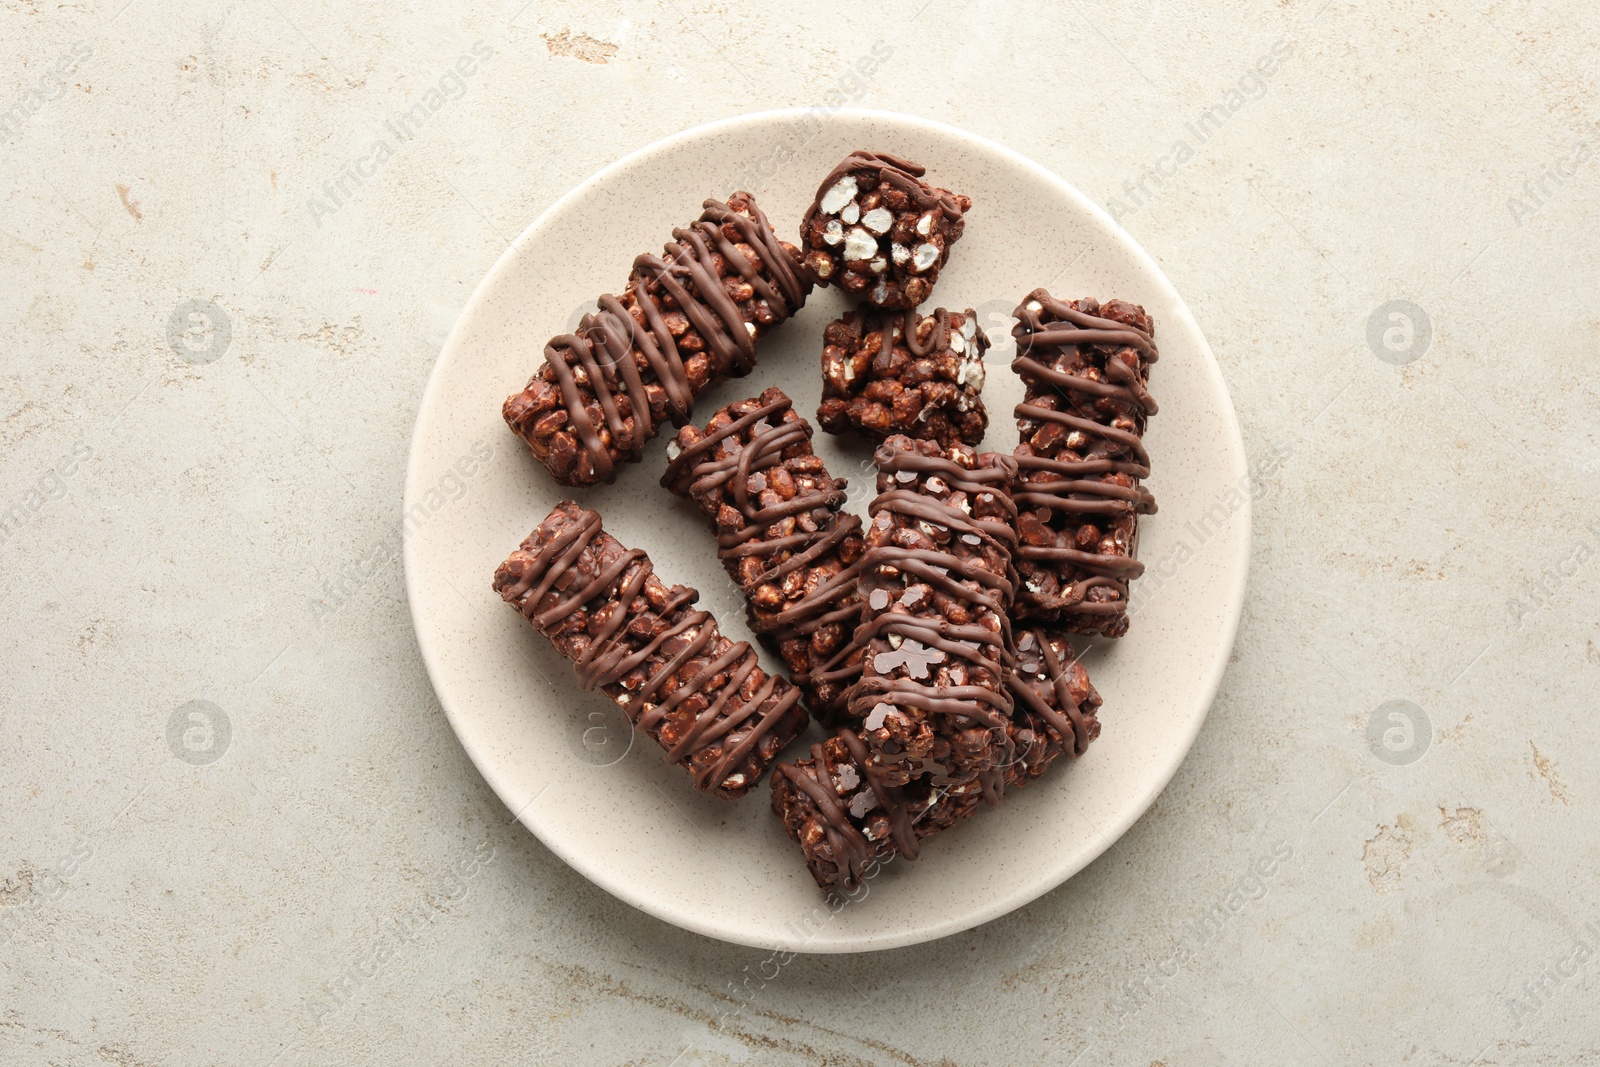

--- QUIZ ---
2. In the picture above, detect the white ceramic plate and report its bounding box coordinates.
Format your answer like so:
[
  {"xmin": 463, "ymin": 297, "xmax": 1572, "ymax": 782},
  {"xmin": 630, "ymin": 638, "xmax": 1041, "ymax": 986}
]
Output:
[{"xmin": 404, "ymin": 109, "xmax": 1249, "ymax": 952}]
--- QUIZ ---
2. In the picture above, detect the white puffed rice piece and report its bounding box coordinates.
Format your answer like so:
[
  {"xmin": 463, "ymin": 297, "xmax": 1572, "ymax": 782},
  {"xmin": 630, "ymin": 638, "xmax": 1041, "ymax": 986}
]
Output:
[
  {"xmin": 820, "ymin": 176, "xmax": 858, "ymax": 214},
  {"xmin": 843, "ymin": 228, "xmax": 877, "ymax": 261}
]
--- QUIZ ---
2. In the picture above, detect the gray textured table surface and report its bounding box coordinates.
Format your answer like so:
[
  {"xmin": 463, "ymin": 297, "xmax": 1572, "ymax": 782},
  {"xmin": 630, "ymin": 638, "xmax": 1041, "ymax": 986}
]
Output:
[{"xmin": 4, "ymin": 2, "xmax": 1597, "ymax": 1064}]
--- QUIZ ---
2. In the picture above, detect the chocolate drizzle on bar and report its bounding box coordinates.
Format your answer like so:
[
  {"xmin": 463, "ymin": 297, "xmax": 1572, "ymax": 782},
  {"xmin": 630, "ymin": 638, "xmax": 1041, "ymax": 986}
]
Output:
[
  {"xmin": 504, "ymin": 193, "xmax": 811, "ymax": 486},
  {"xmin": 493, "ymin": 502, "xmax": 806, "ymax": 800},
  {"xmin": 805, "ymin": 151, "xmax": 968, "ymax": 222},
  {"xmin": 850, "ymin": 438, "xmax": 1019, "ymax": 790},
  {"xmin": 1010, "ymin": 290, "xmax": 1159, "ymax": 636},
  {"xmin": 774, "ymin": 729, "xmax": 920, "ymax": 877},
  {"xmin": 770, "ymin": 726, "xmax": 994, "ymax": 893},
  {"xmin": 1010, "ymin": 629, "xmax": 1100, "ymax": 760},
  {"xmin": 663, "ymin": 388, "xmax": 866, "ymax": 720}
]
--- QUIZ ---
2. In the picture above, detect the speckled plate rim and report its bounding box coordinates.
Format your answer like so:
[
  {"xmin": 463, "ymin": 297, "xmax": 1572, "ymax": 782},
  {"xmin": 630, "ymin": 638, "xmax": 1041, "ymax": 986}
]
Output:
[{"xmin": 404, "ymin": 108, "xmax": 1250, "ymax": 952}]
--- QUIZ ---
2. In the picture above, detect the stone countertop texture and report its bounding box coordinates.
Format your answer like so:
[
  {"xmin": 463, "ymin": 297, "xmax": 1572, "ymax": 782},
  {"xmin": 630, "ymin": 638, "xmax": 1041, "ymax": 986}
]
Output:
[{"xmin": 3, "ymin": 1, "xmax": 1598, "ymax": 1064}]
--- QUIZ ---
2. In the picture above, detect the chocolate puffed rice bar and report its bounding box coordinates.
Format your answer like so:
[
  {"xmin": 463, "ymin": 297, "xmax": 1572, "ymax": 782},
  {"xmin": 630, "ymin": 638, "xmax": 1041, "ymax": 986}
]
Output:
[
  {"xmin": 1011, "ymin": 291, "xmax": 1158, "ymax": 637},
  {"xmin": 799, "ymin": 151, "xmax": 971, "ymax": 309},
  {"xmin": 770, "ymin": 730, "xmax": 990, "ymax": 893},
  {"xmin": 493, "ymin": 501, "xmax": 808, "ymax": 800},
  {"xmin": 818, "ymin": 305, "xmax": 989, "ymax": 448},
  {"xmin": 503, "ymin": 193, "xmax": 812, "ymax": 487},
  {"xmin": 850, "ymin": 436, "xmax": 1019, "ymax": 789}
]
